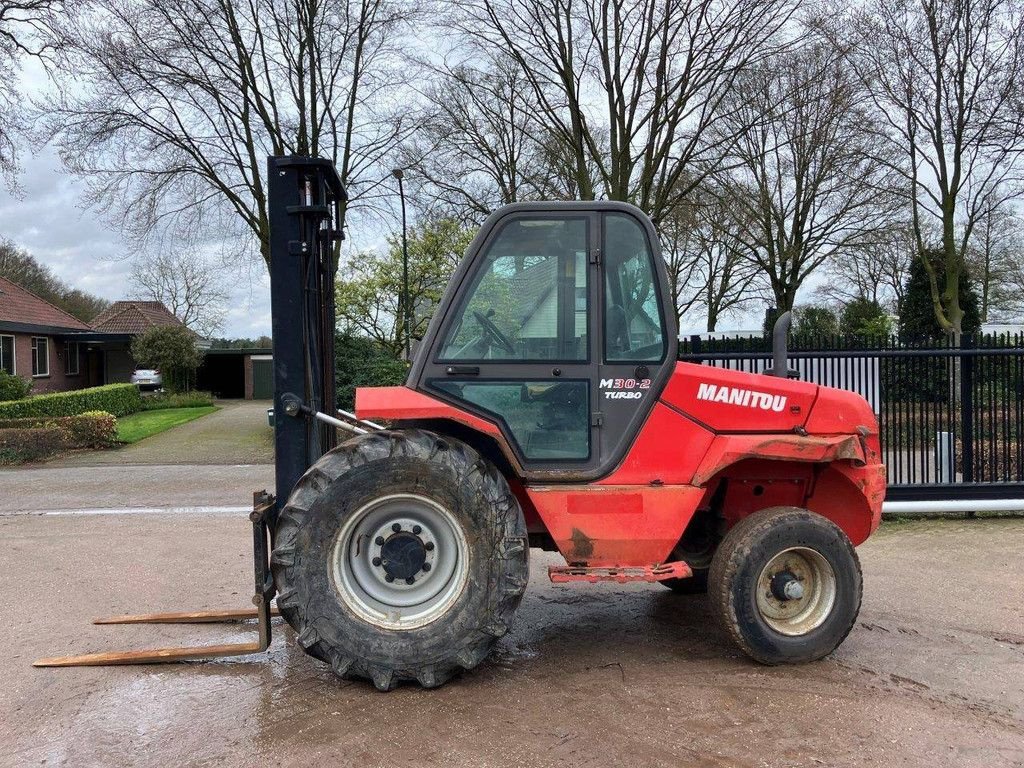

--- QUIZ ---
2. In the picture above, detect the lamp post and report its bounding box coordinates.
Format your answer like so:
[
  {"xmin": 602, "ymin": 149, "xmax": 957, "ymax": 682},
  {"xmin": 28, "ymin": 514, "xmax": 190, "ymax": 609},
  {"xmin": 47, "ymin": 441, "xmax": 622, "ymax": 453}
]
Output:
[{"xmin": 392, "ymin": 168, "xmax": 411, "ymax": 360}]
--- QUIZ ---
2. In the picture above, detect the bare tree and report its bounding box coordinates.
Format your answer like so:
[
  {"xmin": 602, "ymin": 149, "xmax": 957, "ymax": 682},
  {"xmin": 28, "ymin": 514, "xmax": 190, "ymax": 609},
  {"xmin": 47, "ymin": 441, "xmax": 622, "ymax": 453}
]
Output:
[
  {"xmin": 717, "ymin": 43, "xmax": 902, "ymax": 313},
  {"xmin": 968, "ymin": 197, "xmax": 1024, "ymax": 322},
  {"xmin": 404, "ymin": 57, "xmax": 548, "ymax": 221},
  {"xmin": 844, "ymin": 0, "xmax": 1024, "ymax": 340},
  {"xmin": 0, "ymin": 0, "xmax": 59, "ymax": 180},
  {"xmin": 815, "ymin": 224, "xmax": 916, "ymax": 312},
  {"xmin": 43, "ymin": 0, "xmax": 419, "ymax": 265},
  {"xmin": 660, "ymin": 192, "xmax": 760, "ymax": 331},
  {"xmin": 445, "ymin": 0, "xmax": 797, "ymax": 221},
  {"xmin": 130, "ymin": 251, "xmax": 230, "ymax": 336}
]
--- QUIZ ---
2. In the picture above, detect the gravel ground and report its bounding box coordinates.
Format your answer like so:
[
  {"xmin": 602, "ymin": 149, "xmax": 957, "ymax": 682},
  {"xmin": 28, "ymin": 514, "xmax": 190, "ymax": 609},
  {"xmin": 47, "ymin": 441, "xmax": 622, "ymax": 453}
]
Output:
[{"xmin": 1, "ymin": 514, "xmax": 1021, "ymax": 768}]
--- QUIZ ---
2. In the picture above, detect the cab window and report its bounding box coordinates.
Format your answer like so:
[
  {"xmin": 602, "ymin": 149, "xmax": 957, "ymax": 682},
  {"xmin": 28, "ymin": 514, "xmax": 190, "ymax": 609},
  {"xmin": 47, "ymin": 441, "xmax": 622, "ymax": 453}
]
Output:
[
  {"xmin": 439, "ymin": 217, "xmax": 588, "ymax": 361},
  {"xmin": 603, "ymin": 213, "xmax": 665, "ymax": 362}
]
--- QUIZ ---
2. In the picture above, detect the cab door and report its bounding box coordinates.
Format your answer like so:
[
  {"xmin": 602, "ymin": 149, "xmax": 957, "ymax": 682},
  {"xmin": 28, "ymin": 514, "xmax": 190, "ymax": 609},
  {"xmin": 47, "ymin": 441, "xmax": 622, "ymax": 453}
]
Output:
[
  {"xmin": 595, "ymin": 211, "xmax": 674, "ymax": 468},
  {"xmin": 420, "ymin": 211, "xmax": 603, "ymax": 474}
]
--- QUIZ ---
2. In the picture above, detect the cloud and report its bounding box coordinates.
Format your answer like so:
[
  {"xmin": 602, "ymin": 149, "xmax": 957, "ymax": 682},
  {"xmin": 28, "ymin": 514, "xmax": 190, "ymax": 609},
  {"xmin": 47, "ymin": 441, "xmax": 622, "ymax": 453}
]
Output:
[{"xmin": 0, "ymin": 144, "xmax": 272, "ymax": 337}]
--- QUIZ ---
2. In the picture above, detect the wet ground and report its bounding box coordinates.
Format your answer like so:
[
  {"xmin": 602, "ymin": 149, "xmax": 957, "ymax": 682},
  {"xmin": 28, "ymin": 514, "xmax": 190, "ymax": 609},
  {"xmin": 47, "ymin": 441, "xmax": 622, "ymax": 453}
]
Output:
[{"xmin": 2, "ymin": 515, "xmax": 1022, "ymax": 767}]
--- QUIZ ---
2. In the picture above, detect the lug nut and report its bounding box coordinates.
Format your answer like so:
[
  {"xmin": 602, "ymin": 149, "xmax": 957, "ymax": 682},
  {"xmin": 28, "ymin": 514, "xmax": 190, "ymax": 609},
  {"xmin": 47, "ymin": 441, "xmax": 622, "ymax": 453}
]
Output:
[
  {"xmin": 412, "ymin": 525, "xmax": 422, "ymax": 535},
  {"xmin": 422, "ymin": 563, "xmax": 431, "ymax": 572},
  {"xmin": 375, "ymin": 536, "xmax": 385, "ymax": 546},
  {"xmin": 372, "ymin": 557, "xmax": 382, "ymax": 567},
  {"xmin": 424, "ymin": 542, "xmax": 435, "ymax": 551},
  {"xmin": 392, "ymin": 523, "xmax": 402, "ymax": 532},
  {"xmin": 385, "ymin": 574, "xmax": 395, "ymax": 583},
  {"xmin": 405, "ymin": 577, "xmax": 415, "ymax": 585}
]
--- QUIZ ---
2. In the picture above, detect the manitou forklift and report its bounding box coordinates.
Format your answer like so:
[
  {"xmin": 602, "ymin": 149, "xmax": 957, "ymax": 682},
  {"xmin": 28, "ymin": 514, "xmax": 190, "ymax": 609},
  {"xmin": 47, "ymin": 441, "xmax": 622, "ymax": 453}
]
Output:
[{"xmin": 37, "ymin": 157, "xmax": 885, "ymax": 690}]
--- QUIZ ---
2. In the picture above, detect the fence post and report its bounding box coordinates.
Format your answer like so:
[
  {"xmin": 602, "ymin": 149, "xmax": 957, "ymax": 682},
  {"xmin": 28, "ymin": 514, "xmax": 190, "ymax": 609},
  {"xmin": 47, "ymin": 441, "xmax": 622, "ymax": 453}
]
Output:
[{"xmin": 690, "ymin": 334, "xmax": 702, "ymax": 356}]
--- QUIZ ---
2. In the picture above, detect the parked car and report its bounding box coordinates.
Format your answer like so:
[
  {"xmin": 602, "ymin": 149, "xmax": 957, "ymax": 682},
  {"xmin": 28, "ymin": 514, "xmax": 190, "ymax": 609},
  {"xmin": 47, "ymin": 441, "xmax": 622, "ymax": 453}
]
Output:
[{"xmin": 131, "ymin": 368, "xmax": 163, "ymax": 392}]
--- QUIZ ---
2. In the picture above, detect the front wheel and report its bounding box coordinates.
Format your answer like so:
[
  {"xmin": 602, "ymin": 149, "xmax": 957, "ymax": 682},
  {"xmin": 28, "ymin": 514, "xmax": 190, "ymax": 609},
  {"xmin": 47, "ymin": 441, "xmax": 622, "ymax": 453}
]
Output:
[
  {"xmin": 271, "ymin": 429, "xmax": 529, "ymax": 690},
  {"xmin": 708, "ymin": 507, "xmax": 862, "ymax": 664}
]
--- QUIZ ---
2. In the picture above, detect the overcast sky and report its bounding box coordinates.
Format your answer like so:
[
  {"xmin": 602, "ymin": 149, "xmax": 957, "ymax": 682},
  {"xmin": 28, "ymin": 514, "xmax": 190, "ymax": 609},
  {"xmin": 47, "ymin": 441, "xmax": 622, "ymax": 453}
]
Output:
[
  {"xmin": 0, "ymin": 60, "xmax": 774, "ymax": 339},
  {"xmin": 0, "ymin": 141, "xmax": 277, "ymax": 338}
]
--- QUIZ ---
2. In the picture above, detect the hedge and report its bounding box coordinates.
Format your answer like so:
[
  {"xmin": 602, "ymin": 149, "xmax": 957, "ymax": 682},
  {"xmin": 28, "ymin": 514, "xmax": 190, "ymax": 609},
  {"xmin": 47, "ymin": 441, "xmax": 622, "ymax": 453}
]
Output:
[
  {"xmin": 0, "ymin": 383, "xmax": 142, "ymax": 419},
  {"xmin": 0, "ymin": 411, "xmax": 118, "ymax": 449},
  {"xmin": 0, "ymin": 425, "xmax": 68, "ymax": 464}
]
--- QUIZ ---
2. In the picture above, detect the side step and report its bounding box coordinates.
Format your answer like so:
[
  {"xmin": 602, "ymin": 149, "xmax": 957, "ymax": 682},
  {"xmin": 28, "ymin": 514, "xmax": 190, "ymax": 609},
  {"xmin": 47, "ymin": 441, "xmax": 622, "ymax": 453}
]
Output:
[
  {"xmin": 548, "ymin": 561, "xmax": 691, "ymax": 584},
  {"xmin": 34, "ymin": 492, "xmax": 277, "ymax": 668}
]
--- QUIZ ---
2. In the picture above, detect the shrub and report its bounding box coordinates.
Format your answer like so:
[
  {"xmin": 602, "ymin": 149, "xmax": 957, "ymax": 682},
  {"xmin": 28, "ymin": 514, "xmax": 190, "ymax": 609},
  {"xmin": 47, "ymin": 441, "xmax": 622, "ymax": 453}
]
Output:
[
  {"xmin": 0, "ymin": 383, "xmax": 142, "ymax": 419},
  {"xmin": 0, "ymin": 370, "xmax": 31, "ymax": 402},
  {"xmin": 0, "ymin": 411, "xmax": 119, "ymax": 449},
  {"xmin": 0, "ymin": 425, "xmax": 68, "ymax": 464},
  {"xmin": 67, "ymin": 411, "xmax": 118, "ymax": 447},
  {"xmin": 131, "ymin": 325, "xmax": 203, "ymax": 392},
  {"xmin": 140, "ymin": 390, "xmax": 215, "ymax": 410},
  {"xmin": 335, "ymin": 332, "xmax": 408, "ymax": 410}
]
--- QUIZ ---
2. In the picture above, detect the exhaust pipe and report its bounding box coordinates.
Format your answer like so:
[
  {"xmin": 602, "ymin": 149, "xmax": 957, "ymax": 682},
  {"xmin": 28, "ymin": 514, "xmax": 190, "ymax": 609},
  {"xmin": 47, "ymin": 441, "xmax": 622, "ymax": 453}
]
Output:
[{"xmin": 766, "ymin": 311, "xmax": 795, "ymax": 379}]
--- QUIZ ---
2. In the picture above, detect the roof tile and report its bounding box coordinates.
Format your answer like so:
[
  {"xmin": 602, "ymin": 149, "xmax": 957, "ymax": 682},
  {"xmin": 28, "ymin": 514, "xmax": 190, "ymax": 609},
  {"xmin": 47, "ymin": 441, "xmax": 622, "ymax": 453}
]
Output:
[
  {"xmin": 90, "ymin": 300, "xmax": 187, "ymax": 334},
  {"xmin": 0, "ymin": 276, "xmax": 92, "ymax": 331}
]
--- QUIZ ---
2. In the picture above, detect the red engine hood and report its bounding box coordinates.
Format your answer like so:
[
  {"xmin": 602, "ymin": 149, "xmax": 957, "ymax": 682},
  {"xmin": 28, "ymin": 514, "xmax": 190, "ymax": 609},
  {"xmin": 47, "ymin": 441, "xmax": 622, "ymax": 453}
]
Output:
[{"xmin": 661, "ymin": 362, "xmax": 819, "ymax": 433}]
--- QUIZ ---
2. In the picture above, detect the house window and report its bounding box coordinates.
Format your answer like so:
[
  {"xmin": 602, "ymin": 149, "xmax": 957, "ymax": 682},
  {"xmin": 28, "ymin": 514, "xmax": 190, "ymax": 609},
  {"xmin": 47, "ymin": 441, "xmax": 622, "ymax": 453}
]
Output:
[
  {"xmin": 65, "ymin": 342, "xmax": 81, "ymax": 376},
  {"xmin": 31, "ymin": 337, "xmax": 49, "ymax": 377},
  {"xmin": 0, "ymin": 335, "xmax": 13, "ymax": 375}
]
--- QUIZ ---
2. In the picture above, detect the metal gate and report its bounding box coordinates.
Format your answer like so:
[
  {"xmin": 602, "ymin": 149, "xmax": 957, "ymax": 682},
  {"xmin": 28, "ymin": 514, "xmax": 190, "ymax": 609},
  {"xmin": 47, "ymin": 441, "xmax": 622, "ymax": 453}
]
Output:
[{"xmin": 680, "ymin": 334, "xmax": 1024, "ymax": 501}]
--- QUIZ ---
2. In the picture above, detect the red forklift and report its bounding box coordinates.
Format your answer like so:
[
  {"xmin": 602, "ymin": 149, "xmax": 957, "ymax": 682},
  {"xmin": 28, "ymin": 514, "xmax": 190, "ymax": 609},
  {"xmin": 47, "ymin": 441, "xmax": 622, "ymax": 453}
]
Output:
[{"xmin": 37, "ymin": 156, "xmax": 885, "ymax": 691}]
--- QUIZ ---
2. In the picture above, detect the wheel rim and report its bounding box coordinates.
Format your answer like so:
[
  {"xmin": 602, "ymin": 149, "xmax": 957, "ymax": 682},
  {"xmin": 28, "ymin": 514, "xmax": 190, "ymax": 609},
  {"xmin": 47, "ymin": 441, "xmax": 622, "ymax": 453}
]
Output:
[
  {"xmin": 755, "ymin": 547, "xmax": 836, "ymax": 636},
  {"xmin": 331, "ymin": 494, "xmax": 469, "ymax": 630}
]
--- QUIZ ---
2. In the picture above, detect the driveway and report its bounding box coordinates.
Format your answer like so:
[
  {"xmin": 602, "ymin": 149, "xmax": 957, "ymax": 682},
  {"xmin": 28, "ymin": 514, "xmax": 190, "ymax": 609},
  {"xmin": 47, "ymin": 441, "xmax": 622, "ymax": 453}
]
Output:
[
  {"xmin": 1, "ymin": 515, "xmax": 1022, "ymax": 767},
  {"xmin": 51, "ymin": 399, "xmax": 274, "ymax": 467}
]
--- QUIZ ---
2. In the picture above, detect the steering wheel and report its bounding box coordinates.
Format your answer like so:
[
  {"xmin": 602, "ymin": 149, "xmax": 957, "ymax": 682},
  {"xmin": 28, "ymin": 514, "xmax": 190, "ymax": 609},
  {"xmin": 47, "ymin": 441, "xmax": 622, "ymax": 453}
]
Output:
[{"xmin": 473, "ymin": 310, "xmax": 515, "ymax": 354}]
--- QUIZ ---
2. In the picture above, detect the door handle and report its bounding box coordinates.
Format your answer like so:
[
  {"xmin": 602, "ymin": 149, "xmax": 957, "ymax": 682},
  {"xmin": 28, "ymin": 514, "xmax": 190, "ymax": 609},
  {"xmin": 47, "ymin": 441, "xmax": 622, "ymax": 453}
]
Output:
[{"xmin": 445, "ymin": 365, "xmax": 480, "ymax": 376}]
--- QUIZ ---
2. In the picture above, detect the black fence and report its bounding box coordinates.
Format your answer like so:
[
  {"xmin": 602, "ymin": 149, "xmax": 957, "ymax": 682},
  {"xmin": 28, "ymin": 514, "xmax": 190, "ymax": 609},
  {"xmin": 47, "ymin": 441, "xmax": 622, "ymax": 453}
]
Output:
[{"xmin": 680, "ymin": 333, "xmax": 1024, "ymax": 501}]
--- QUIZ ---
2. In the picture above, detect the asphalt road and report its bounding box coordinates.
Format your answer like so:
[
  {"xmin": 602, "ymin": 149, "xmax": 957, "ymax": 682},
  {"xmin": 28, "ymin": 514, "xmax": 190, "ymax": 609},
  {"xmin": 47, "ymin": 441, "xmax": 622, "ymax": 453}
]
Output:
[
  {"xmin": 2, "ymin": 514, "xmax": 1022, "ymax": 768},
  {"xmin": 0, "ymin": 399, "xmax": 274, "ymax": 515}
]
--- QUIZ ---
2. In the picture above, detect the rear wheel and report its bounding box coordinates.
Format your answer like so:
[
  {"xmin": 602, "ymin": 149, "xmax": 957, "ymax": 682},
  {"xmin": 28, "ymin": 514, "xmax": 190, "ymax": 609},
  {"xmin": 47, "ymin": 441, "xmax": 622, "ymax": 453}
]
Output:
[
  {"xmin": 661, "ymin": 510, "xmax": 718, "ymax": 595},
  {"xmin": 271, "ymin": 429, "xmax": 529, "ymax": 690},
  {"xmin": 708, "ymin": 506, "xmax": 861, "ymax": 664}
]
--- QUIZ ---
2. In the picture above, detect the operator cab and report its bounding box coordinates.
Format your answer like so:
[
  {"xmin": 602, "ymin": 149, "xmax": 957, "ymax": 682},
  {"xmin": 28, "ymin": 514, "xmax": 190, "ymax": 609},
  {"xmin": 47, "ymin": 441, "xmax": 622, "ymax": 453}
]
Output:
[{"xmin": 408, "ymin": 202, "xmax": 679, "ymax": 479}]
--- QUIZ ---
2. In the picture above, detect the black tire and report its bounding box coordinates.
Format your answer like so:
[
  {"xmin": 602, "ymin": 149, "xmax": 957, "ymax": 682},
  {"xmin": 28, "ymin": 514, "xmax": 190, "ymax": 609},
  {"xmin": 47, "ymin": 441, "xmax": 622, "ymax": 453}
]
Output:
[
  {"xmin": 271, "ymin": 429, "xmax": 529, "ymax": 691},
  {"xmin": 660, "ymin": 508, "xmax": 718, "ymax": 595},
  {"xmin": 661, "ymin": 569, "xmax": 709, "ymax": 595},
  {"xmin": 708, "ymin": 506, "xmax": 862, "ymax": 665}
]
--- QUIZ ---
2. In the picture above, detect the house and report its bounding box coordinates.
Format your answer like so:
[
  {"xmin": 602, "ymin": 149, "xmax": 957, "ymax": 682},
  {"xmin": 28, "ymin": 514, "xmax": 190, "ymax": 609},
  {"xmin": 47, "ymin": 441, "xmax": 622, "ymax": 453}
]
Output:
[
  {"xmin": 1, "ymin": 279, "xmax": 270, "ymax": 399},
  {"xmin": 87, "ymin": 301, "xmax": 193, "ymax": 384},
  {"xmin": 0, "ymin": 276, "xmax": 95, "ymax": 393},
  {"xmin": 0, "ymin": 282, "xmax": 191, "ymax": 394}
]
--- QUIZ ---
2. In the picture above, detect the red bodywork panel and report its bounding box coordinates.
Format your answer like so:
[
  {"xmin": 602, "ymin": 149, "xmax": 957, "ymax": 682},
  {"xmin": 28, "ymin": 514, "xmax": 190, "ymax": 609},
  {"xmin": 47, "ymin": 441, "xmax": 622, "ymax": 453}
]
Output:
[
  {"xmin": 526, "ymin": 485, "xmax": 706, "ymax": 567},
  {"xmin": 356, "ymin": 361, "xmax": 885, "ymax": 568},
  {"xmin": 661, "ymin": 362, "xmax": 818, "ymax": 432}
]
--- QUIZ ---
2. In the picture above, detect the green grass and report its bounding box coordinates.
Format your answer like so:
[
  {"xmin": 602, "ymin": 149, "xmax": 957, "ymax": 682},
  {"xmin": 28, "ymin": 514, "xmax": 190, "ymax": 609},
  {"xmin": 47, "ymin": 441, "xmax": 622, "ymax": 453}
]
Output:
[{"xmin": 116, "ymin": 406, "xmax": 218, "ymax": 444}]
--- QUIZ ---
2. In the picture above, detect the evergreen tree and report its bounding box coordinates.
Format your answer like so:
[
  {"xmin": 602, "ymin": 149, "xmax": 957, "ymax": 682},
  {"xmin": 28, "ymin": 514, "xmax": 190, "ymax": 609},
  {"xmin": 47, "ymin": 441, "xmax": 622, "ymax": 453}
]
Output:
[
  {"xmin": 792, "ymin": 305, "xmax": 839, "ymax": 338},
  {"xmin": 899, "ymin": 250, "xmax": 981, "ymax": 341},
  {"xmin": 841, "ymin": 297, "xmax": 892, "ymax": 338}
]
